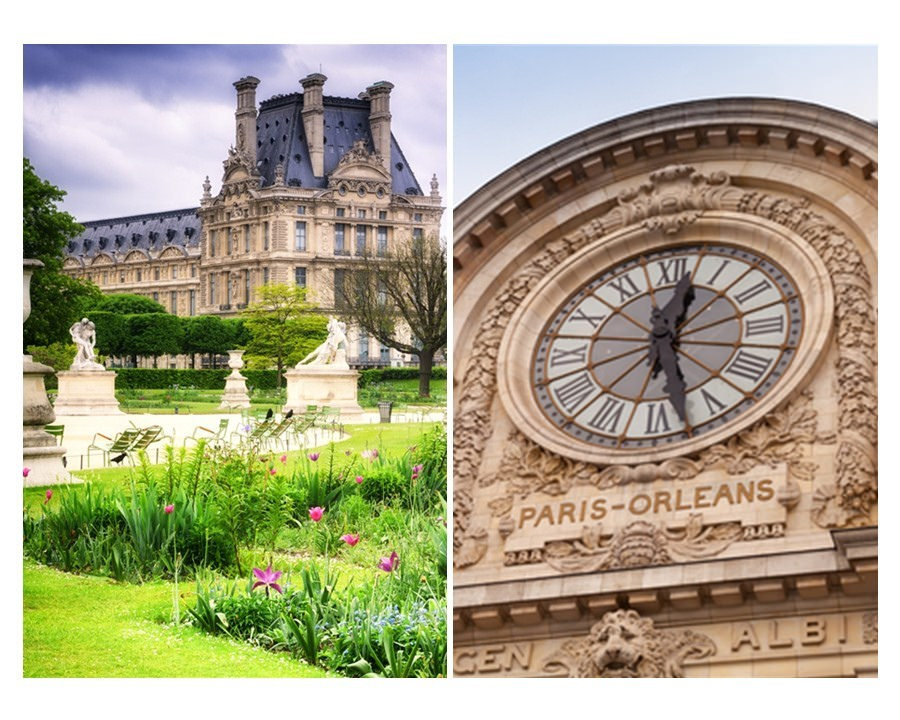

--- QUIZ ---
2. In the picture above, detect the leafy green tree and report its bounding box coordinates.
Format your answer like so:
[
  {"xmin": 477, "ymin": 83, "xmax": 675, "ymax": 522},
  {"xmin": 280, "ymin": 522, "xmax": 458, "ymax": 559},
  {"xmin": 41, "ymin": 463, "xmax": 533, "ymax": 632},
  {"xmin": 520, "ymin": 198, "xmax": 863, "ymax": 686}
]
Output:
[
  {"xmin": 90, "ymin": 293, "xmax": 166, "ymax": 315},
  {"xmin": 24, "ymin": 342, "xmax": 77, "ymax": 372},
  {"xmin": 335, "ymin": 233, "xmax": 447, "ymax": 397},
  {"xmin": 126, "ymin": 313, "xmax": 184, "ymax": 368},
  {"xmin": 181, "ymin": 315, "xmax": 233, "ymax": 368},
  {"xmin": 23, "ymin": 159, "xmax": 103, "ymax": 348},
  {"xmin": 241, "ymin": 284, "xmax": 326, "ymax": 387},
  {"xmin": 90, "ymin": 311, "xmax": 129, "ymax": 358}
]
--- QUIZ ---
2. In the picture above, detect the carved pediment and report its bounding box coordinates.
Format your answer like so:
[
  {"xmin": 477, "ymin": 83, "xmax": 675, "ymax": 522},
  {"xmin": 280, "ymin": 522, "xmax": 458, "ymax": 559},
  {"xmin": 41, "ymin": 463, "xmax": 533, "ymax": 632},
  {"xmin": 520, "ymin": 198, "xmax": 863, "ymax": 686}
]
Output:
[
  {"xmin": 89, "ymin": 253, "xmax": 115, "ymax": 267},
  {"xmin": 330, "ymin": 140, "xmax": 391, "ymax": 184},
  {"xmin": 222, "ymin": 146, "xmax": 261, "ymax": 186},
  {"xmin": 123, "ymin": 250, "xmax": 148, "ymax": 263},
  {"xmin": 159, "ymin": 246, "xmax": 186, "ymax": 259},
  {"xmin": 63, "ymin": 257, "xmax": 84, "ymax": 269}
]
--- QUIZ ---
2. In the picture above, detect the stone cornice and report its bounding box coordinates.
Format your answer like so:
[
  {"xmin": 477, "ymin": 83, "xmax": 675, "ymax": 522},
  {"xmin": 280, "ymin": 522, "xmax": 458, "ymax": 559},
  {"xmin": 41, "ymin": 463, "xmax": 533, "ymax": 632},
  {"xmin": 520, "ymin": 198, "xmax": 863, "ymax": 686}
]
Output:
[
  {"xmin": 454, "ymin": 98, "xmax": 877, "ymax": 285},
  {"xmin": 454, "ymin": 545, "xmax": 877, "ymax": 636}
]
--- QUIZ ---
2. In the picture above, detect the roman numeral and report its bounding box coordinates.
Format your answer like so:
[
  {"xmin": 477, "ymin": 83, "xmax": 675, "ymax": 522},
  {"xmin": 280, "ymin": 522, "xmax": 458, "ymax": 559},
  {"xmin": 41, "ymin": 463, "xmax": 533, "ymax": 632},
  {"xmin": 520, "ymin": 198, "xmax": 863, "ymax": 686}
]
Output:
[
  {"xmin": 744, "ymin": 315, "xmax": 784, "ymax": 337},
  {"xmin": 607, "ymin": 273, "xmax": 640, "ymax": 303},
  {"xmin": 570, "ymin": 308, "xmax": 606, "ymax": 328},
  {"xmin": 707, "ymin": 259, "xmax": 731, "ymax": 286},
  {"xmin": 656, "ymin": 257, "xmax": 688, "ymax": 285},
  {"xmin": 586, "ymin": 396, "xmax": 625, "ymax": 433},
  {"xmin": 734, "ymin": 279, "xmax": 772, "ymax": 305},
  {"xmin": 644, "ymin": 403, "xmax": 671, "ymax": 434},
  {"xmin": 552, "ymin": 372, "xmax": 597, "ymax": 413},
  {"xmin": 725, "ymin": 350, "xmax": 773, "ymax": 383},
  {"xmin": 700, "ymin": 387, "xmax": 727, "ymax": 415},
  {"xmin": 550, "ymin": 344, "xmax": 589, "ymax": 367}
]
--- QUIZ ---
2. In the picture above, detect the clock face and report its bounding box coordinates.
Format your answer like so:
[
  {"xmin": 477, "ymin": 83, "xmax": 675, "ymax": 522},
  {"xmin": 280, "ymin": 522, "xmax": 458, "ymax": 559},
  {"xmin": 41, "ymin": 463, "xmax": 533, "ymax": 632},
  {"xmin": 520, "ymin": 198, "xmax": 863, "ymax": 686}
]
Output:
[{"xmin": 531, "ymin": 244, "xmax": 803, "ymax": 450}]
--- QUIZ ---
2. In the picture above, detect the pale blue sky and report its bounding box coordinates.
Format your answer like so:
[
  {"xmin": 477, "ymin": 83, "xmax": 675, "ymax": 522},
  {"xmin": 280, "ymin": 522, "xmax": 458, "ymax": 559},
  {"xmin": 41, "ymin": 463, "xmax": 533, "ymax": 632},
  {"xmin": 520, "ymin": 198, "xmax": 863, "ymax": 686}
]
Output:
[{"xmin": 453, "ymin": 45, "xmax": 877, "ymax": 205}]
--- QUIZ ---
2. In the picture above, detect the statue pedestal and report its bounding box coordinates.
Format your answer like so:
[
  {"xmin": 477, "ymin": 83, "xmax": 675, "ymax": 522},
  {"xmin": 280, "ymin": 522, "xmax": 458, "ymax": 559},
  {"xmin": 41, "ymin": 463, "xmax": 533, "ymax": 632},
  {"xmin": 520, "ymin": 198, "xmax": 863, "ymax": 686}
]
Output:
[
  {"xmin": 284, "ymin": 365, "xmax": 364, "ymax": 420},
  {"xmin": 24, "ymin": 355, "xmax": 71, "ymax": 486},
  {"xmin": 54, "ymin": 370, "xmax": 123, "ymax": 416},
  {"xmin": 220, "ymin": 350, "xmax": 251, "ymax": 409}
]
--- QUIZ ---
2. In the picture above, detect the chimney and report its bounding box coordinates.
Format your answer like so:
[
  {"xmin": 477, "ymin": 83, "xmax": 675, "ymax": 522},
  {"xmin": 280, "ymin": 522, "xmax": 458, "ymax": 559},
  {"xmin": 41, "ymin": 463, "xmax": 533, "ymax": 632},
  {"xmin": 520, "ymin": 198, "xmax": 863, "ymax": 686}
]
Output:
[
  {"xmin": 300, "ymin": 73, "xmax": 327, "ymax": 177},
  {"xmin": 233, "ymin": 76, "xmax": 260, "ymax": 166},
  {"xmin": 366, "ymin": 81, "xmax": 394, "ymax": 171}
]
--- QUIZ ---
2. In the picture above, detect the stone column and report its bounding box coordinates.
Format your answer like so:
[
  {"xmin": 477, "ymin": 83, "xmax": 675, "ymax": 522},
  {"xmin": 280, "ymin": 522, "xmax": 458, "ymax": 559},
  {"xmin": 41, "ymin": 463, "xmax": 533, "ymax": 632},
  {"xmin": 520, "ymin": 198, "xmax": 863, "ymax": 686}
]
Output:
[{"xmin": 23, "ymin": 259, "xmax": 70, "ymax": 486}]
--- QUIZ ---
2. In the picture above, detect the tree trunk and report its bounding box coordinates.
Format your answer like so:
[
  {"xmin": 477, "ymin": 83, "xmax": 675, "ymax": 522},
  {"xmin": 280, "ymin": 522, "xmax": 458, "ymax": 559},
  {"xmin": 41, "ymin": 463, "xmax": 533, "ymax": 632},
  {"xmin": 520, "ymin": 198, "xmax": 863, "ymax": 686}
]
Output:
[
  {"xmin": 418, "ymin": 348, "xmax": 434, "ymax": 398},
  {"xmin": 276, "ymin": 358, "xmax": 283, "ymax": 389}
]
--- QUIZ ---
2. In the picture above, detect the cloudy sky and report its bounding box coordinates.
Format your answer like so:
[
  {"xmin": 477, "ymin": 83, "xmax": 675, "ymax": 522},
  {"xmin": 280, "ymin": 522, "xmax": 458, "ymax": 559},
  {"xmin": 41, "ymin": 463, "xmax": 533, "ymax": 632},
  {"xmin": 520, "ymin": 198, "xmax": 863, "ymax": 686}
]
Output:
[
  {"xmin": 454, "ymin": 45, "xmax": 878, "ymax": 205},
  {"xmin": 24, "ymin": 44, "xmax": 447, "ymax": 230}
]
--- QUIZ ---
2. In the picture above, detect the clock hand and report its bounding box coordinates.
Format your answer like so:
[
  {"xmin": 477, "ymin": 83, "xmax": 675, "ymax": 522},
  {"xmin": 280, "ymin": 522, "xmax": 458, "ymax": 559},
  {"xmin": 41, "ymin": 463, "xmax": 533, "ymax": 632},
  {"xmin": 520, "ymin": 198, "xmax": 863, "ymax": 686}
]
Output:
[{"xmin": 649, "ymin": 275, "xmax": 694, "ymax": 424}]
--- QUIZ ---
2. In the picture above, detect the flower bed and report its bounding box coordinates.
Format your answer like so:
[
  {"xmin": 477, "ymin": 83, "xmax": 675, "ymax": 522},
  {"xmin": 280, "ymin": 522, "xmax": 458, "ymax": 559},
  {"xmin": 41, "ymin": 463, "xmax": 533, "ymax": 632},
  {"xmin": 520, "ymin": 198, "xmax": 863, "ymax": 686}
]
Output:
[{"xmin": 24, "ymin": 423, "xmax": 447, "ymax": 677}]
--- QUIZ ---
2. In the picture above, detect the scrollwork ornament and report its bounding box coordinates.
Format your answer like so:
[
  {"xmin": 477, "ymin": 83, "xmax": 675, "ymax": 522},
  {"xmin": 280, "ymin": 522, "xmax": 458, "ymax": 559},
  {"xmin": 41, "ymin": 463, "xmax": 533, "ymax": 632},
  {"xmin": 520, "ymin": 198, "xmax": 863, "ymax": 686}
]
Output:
[{"xmin": 542, "ymin": 609, "xmax": 716, "ymax": 677}]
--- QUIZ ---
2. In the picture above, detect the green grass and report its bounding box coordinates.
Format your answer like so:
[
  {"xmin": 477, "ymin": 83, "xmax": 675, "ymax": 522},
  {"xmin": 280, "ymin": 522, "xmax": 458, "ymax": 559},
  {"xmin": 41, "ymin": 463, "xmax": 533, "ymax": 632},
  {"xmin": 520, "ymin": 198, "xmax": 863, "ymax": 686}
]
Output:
[
  {"xmin": 23, "ymin": 559, "xmax": 329, "ymax": 677},
  {"xmin": 24, "ymin": 422, "xmax": 443, "ymax": 513}
]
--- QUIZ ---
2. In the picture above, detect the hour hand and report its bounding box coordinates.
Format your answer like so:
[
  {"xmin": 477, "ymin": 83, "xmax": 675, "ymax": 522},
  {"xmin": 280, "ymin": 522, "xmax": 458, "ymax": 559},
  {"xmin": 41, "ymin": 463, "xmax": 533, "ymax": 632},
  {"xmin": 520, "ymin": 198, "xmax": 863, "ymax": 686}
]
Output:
[
  {"xmin": 650, "ymin": 334, "xmax": 688, "ymax": 423},
  {"xmin": 661, "ymin": 273, "xmax": 695, "ymax": 329}
]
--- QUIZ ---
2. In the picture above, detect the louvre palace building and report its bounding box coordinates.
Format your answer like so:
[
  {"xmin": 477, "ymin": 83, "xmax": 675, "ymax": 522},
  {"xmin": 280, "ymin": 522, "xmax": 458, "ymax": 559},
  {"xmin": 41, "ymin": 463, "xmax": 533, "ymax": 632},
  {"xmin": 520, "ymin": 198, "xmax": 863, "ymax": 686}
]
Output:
[
  {"xmin": 453, "ymin": 98, "xmax": 877, "ymax": 677},
  {"xmin": 62, "ymin": 72, "xmax": 443, "ymax": 367}
]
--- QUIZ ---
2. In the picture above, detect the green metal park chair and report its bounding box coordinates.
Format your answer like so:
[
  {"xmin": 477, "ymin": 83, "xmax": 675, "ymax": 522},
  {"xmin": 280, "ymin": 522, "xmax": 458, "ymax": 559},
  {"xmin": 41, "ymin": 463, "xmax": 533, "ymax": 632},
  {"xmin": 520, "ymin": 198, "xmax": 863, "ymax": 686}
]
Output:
[
  {"xmin": 184, "ymin": 418, "xmax": 230, "ymax": 448},
  {"xmin": 87, "ymin": 427, "xmax": 141, "ymax": 467},
  {"xmin": 45, "ymin": 424, "xmax": 65, "ymax": 446}
]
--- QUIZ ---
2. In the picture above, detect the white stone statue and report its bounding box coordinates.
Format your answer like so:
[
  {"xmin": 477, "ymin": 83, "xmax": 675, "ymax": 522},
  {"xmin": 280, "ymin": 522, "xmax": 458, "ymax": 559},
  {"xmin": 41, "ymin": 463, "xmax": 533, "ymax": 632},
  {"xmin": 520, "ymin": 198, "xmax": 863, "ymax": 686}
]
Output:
[
  {"xmin": 297, "ymin": 317, "xmax": 348, "ymax": 367},
  {"xmin": 69, "ymin": 317, "xmax": 105, "ymax": 371}
]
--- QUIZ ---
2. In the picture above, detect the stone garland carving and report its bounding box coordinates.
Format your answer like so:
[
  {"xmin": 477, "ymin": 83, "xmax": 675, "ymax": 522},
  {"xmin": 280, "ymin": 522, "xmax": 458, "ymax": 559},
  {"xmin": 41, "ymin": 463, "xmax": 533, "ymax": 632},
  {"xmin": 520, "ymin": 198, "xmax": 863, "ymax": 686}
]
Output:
[
  {"xmin": 542, "ymin": 608, "xmax": 716, "ymax": 678},
  {"xmin": 737, "ymin": 193, "xmax": 877, "ymax": 527},
  {"xmin": 454, "ymin": 166, "xmax": 877, "ymax": 568},
  {"xmin": 484, "ymin": 390, "xmax": 829, "ymax": 521},
  {"xmin": 862, "ymin": 612, "xmax": 877, "ymax": 645},
  {"xmin": 540, "ymin": 516, "xmax": 743, "ymax": 573}
]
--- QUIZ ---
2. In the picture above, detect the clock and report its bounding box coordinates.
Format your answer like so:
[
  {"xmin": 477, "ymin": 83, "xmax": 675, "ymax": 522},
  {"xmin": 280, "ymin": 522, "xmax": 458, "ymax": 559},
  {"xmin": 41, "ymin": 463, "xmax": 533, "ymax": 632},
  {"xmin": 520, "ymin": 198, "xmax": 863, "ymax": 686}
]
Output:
[{"xmin": 497, "ymin": 219, "xmax": 833, "ymax": 466}]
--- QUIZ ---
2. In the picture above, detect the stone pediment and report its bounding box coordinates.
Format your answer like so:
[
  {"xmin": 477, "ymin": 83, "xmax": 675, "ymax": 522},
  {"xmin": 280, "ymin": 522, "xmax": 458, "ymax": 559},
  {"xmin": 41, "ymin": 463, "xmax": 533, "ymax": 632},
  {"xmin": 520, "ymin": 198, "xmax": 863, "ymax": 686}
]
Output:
[
  {"xmin": 159, "ymin": 246, "xmax": 186, "ymax": 259},
  {"xmin": 123, "ymin": 250, "xmax": 149, "ymax": 263},
  {"xmin": 63, "ymin": 257, "xmax": 84, "ymax": 269},
  {"xmin": 222, "ymin": 146, "xmax": 261, "ymax": 187},
  {"xmin": 89, "ymin": 253, "xmax": 115, "ymax": 266},
  {"xmin": 330, "ymin": 140, "xmax": 391, "ymax": 183}
]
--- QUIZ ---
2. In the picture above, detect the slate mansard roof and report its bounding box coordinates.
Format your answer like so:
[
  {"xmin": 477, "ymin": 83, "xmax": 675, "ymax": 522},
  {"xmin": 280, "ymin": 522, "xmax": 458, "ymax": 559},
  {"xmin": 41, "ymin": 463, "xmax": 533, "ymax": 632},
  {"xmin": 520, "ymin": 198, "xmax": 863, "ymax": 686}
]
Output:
[
  {"xmin": 67, "ymin": 208, "xmax": 201, "ymax": 262},
  {"xmin": 66, "ymin": 89, "xmax": 424, "ymax": 262},
  {"xmin": 255, "ymin": 92, "xmax": 423, "ymax": 195}
]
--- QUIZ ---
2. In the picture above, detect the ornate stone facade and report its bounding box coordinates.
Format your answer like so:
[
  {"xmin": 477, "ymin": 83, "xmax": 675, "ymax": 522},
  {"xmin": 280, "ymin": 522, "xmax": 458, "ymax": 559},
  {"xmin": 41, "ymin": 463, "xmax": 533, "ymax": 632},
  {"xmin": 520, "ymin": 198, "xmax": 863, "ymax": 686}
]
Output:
[
  {"xmin": 61, "ymin": 73, "xmax": 443, "ymax": 367},
  {"xmin": 453, "ymin": 98, "xmax": 876, "ymax": 677}
]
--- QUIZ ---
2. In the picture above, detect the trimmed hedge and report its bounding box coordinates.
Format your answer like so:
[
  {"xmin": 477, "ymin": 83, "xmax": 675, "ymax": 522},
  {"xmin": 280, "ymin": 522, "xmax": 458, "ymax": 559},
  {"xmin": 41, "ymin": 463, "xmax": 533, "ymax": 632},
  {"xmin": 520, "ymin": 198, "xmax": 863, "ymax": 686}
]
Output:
[
  {"xmin": 358, "ymin": 366, "xmax": 446, "ymax": 388},
  {"xmin": 111, "ymin": 368, "xmax": 281, "ymax": 390}
]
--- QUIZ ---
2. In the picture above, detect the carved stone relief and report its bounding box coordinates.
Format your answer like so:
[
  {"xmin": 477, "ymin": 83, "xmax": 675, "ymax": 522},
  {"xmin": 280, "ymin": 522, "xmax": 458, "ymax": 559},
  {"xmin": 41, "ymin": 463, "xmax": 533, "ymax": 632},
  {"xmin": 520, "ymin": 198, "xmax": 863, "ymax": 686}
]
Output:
[
  {"xmin": 454, "ymin": 165, "xmax": 876, "ymax": 569},
  {"xmin": 542, "ymin": 608, "xmax": 716, "ymax": 677}
]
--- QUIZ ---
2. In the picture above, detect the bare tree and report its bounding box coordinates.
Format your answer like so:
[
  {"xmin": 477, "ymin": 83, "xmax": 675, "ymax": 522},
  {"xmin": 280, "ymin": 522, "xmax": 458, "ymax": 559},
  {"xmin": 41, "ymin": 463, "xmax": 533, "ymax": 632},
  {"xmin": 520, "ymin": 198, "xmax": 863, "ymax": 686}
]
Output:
[{"xmin": 335, "ymin": 232, "xmax": 446, "ymax": 397}]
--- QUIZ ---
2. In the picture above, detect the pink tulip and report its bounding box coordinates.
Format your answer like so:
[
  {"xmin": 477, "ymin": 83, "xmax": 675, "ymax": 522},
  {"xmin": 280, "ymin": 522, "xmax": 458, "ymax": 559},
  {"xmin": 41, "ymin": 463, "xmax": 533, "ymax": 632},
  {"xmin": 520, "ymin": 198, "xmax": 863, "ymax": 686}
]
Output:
[
  {"xmin": 164, "ymin": 504, "xmax": 174, "ymax": 514},
  {"xmin": 44, "ymin": 489, "xmax": 53, "ymax": 504},
  {"xmin": 23, "ymin": 467, "xmax": 30, "ymax": 478},
  {"xmin": 252, "ymin": 564, "xmax": 283, "ymax": 596},
  {"xmin": 378, "ymin": 551, "xmax": 399, "ymax": 573},
  {"xmin": 308, "ymin": 506, "xmax": 324, "ymax": 522},
  {"xmin": 361, "ymin": 449, "xmax": 379, "ymax": 461},
  {"xmin": 341, "ymin": 533, "xmax": 360, "ymax": 546},
  {"xmin": 269, "ymin": 468, "xmax": 277, "ymax": 475},
  {"xmin": 308, "ymin": 452, "xmax": 319, "ymax": 462},
  {"xmin": 280, "ymin": 454, "xmax": 287, "ymax": 464},
  {"xmin": 355, "ymin": 475, "xmax": 364, "ymax": 484}
]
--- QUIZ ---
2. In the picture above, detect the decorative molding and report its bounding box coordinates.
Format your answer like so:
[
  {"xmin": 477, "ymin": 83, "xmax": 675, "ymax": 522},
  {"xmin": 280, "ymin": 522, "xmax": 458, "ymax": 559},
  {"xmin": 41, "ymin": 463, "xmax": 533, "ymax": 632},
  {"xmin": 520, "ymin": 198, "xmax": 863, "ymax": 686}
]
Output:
[
  {"xmin": 862, "ymin": 611, "xmax": 877, "ymax": 645},
  {"xmin": 737, "ymin": 193, "xmax": 877, "ymax": 527},
  {"xmin": 542, "ymin": 608, "xmax": 716, "ymax": 677},
  {"xmin": 540, "ymin": 516, "xmax": 743, "ymax": 572},
  {"xmin": 453, "ymin": 165, "xmax": 877, "ymax": 570},
  {"xmin": 612, "ymin": 165, "xmax": 734, "ymax": 234}
]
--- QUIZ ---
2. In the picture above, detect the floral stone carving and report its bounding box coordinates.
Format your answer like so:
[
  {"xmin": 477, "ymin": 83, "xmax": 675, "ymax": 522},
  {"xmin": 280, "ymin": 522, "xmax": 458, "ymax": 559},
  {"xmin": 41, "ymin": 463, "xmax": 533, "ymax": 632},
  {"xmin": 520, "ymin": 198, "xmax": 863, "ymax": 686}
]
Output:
[
  {"xmin": 541, "ymin": 515, "xmax": 743, "ymax": 573},
  {"xmin": 542, "ymin": 608, "xmax": 716, "ymax": 677}
]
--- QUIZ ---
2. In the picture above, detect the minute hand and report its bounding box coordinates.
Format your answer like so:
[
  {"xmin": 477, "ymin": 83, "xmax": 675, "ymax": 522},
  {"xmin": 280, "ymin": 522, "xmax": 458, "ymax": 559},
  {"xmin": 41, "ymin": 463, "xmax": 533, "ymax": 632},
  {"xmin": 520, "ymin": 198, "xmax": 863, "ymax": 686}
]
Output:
[{"xmin": 647, "ymin": 274, "xmax": 695, "ymax": 423}]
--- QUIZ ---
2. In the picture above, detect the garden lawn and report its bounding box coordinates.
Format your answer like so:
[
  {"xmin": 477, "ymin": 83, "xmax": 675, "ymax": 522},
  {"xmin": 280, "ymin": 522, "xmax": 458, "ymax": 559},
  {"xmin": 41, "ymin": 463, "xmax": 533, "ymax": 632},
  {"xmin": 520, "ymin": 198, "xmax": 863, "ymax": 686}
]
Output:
[
  {"xmin": 23, "ymin": 560, "xmax": 329, "ymax": 678},
  {"xmin": 24, "ymin": 422, "xmax": 442, "ymax": 514}
]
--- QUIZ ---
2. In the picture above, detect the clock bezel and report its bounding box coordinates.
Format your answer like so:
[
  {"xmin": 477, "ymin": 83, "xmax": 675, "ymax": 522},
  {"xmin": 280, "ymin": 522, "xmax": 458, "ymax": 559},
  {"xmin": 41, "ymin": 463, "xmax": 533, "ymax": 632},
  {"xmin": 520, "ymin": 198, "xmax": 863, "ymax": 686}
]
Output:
[{"xmin": 496, "ymin": 212, "xmax": 834, "ymax": 466}]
